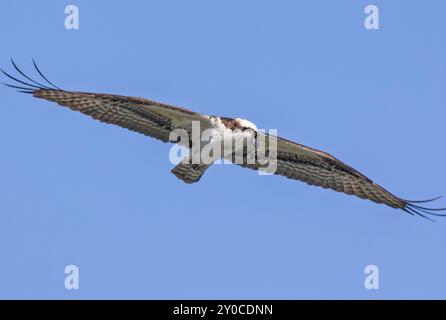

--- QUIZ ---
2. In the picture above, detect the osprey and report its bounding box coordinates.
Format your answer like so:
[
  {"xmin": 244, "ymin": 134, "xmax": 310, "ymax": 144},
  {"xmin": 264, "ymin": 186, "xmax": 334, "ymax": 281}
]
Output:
[{"xmin": 2, "ymin": 60, "xmax": 445, "ymax": 220}]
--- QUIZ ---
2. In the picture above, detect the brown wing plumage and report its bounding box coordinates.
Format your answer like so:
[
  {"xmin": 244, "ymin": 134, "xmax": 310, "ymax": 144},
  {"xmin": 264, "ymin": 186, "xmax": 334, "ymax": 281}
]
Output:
[
  {"xmin": 277, "ymin": 138, "xmax": 404, "ymax": 206},
  {"xmin": 1, "ymin": 59, "xmax": 209, "ymax": 143},
  {"xmin": 34, "ymin": 90, "xmax": 176, "ymax": 142},
  {"xmin": 241, "ymin": 133, "xmax": 446, "ymax": 220}
]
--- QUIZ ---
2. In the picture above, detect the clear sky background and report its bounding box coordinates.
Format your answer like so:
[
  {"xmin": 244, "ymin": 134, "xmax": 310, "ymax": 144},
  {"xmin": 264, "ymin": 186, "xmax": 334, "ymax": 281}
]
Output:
[{"xmin": 0, "ymin": 1, "xmax": 445, "ymax": 299}]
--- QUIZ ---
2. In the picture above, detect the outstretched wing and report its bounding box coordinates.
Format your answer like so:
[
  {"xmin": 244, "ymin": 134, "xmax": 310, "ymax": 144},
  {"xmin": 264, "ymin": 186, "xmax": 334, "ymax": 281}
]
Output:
[
  {"xmin": 241, "ymin": 133, "xmax": 446, "ymax": 220},
  {"xmin": 1, "ymin": 59, "xmax": 210, "ymax": 143},
  {"xmin": 3, "ymin": 60, "xmax": 444, "ymax": 219}
]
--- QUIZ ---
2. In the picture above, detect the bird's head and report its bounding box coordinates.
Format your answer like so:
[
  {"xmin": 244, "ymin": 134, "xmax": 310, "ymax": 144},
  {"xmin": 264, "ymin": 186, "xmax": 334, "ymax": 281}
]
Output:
[{"xmin": 235, "ymin": 118, "xmax": 257, "ymax": 131}]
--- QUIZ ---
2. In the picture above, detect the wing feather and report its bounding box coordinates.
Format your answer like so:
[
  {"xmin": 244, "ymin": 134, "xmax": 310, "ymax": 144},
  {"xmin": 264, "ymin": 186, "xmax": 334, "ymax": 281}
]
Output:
[
  {"xmin": 240, "ymin": 135, "xmax": 446, "ymax": 219},
  {"xmin": 34, "ymin": 90, "xmax": 175, "ymax": 142},
  {"xmin": 2, "ymin": 60, "xmax": 211, "ymax": 143},
  {"xmin": 34, "ymin": 89, "xmax": 213, "ymax": 143}
]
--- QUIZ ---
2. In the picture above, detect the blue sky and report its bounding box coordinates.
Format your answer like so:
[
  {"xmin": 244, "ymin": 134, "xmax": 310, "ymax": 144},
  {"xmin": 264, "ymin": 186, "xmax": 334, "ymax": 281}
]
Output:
[{"xmin": 0, "ymin": 1, "xmax": 445, "ymax": 299}]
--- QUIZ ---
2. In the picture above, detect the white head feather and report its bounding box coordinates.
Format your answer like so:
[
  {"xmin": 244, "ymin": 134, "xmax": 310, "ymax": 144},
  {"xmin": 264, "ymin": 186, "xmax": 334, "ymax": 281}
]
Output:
[{"xmin": 235, "ymin": 118, "xmax": 257, "ymax": 131}]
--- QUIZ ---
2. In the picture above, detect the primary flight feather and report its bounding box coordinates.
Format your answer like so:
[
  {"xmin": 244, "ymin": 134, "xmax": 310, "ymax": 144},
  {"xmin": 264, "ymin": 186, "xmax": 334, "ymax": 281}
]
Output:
[{"xmin": 2, "ymin": 60, "xmax": 445, "ymax": 220}]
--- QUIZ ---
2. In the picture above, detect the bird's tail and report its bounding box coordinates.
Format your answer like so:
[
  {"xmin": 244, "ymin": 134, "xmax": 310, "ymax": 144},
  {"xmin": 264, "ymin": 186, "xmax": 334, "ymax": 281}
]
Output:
[{"xmin": 171, "ymin": 157, "xmax": 211, "ymax": 184}]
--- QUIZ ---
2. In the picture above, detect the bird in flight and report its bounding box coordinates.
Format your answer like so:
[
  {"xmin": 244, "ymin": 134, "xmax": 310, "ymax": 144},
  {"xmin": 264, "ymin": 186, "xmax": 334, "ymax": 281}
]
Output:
[{"xmin": 2, "ymin": 60, "xmax": 445, "ymax": 220}]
